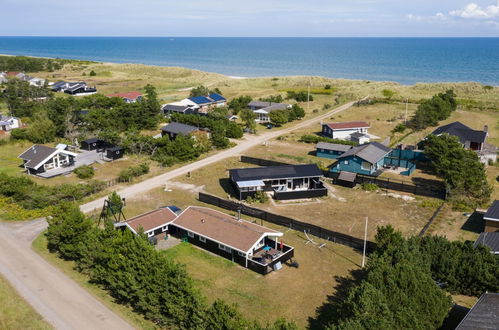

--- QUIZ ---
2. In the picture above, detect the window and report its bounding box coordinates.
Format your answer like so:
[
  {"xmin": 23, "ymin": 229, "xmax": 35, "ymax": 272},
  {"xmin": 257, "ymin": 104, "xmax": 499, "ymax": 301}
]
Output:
[
  {"xmin": 162, "ymin": 225, "xmax": 168, "ymax": 232},
  {"xmin": 344, "ymin": 160, "xmax": 349, "ymax": 165},
  {"xmin": 187, "ymin": 231, "xmax": 194, "ymax": 238},
  {"xmin": 199, "ymin": 236, "xmax": 206, "ymax": 243},
  {"xmin": 238, "ymin": 251, "xmax": 246, "ymax": 257},
  {"xmin": 218, "ymin": 243, "xmax": 231, "ymax": 252},
  {"xmin": 147, "ymin": 231, "xmax": 154, "ymax": 238},
  {"xmin": 361, "ymin": 161, "xmax": 371, "ymax": 171}
]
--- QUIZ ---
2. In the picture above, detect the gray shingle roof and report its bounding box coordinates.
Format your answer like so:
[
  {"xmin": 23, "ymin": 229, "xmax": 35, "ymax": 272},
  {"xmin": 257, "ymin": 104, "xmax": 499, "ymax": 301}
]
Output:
[
  {"xmin": 484, "ymin": 200, "xmax": 499, "ymax": 221},
  {"xmin": 161, "ymin": 122, "xmax": 199, "ymax": 135},
  {"xmin": 230, "ymin": 164, "xmax": 323, "ymax": 182},
  {"xmin": 474, "ymin": 232, "xmax": 499, "ymax": 253},
  {"xmin": 338, "ymin": 142, "xmax": 391, "ymax": 164},
  {"xmin": 456, "ymin": 293, "xmax": 499, "ymax": 329},
  {"xmin": 18, "ymin": 145, "xmax": 58, "ymax": 169},
  {"xmin": 248, "ymin": 101, "xmax": 290, "ymax": 111},
  {"xmin": 316, "ymin": 142, "xmax": 352, "ymax": 152},
  {"xmin": 432, "ymin": 121, "xmax": 487, "ymax": 144}
]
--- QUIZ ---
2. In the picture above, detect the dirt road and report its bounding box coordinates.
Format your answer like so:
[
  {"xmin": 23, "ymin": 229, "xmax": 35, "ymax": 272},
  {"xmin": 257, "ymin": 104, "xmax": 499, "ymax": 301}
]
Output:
[
  {"xmin": 0, "ymin": 219, "xmax": 134, "ymax": 330},
  {"xmin": 80, "ymin": 99, "xmax": 362, "ymax": 214}
]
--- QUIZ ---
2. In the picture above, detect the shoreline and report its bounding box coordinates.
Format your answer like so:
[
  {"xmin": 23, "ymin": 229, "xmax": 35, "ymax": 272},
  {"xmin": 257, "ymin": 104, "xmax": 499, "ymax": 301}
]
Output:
[{"xmin": 0, "ymin": 53, "xmax": 497, "ymax": 87}]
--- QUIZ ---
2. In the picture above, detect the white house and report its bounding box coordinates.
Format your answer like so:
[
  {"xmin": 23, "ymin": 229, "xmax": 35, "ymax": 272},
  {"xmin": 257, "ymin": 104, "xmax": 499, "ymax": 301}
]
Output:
[
  {"xmin": 28, "ymin": 77, "xmax": 46, "ymax": 87},
  {"xmin": 0, "ymin": 116, "xmax": 21, "ymax": 131},
  {"xmin": 322, "ymin": 121, "xmax": 370, "ymax": 141},
  {"xmin": 18, "ymin": 144, "xmax": 78, "ymax": 176}
]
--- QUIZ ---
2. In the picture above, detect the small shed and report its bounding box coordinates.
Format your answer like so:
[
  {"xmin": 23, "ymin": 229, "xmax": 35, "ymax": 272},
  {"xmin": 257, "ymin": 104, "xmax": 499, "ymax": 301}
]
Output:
[
  {"xmin": 336, "ymin": 171, "xmax": 357, "ymax": 188},
  {"xmin": 81, "ymin": 138, "xmax": 104, "ymax": 151},
  {"xmin": 106, "ymin": 146, "xmax": 124, "ymax": 160}
]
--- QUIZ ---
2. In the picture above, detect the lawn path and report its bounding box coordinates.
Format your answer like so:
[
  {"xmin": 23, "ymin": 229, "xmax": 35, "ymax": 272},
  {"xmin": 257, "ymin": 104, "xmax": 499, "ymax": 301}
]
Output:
[
  {"xmin": 80, "ymin": 98, "xmax": 365, "ymax": 214},
  {"xmin": 0, "ymin": 219, "xmax": 134, "ymax": 330}
]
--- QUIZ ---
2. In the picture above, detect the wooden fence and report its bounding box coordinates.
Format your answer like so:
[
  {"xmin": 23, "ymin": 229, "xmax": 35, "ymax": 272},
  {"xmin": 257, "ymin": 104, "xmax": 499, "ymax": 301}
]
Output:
[
  {"xmin": 337, "ymin": 173, "xmax": 447, "ymax": 199},
  {"xmin": 199, "ymin": 192, "xmax": 376, "ymax": 253}
]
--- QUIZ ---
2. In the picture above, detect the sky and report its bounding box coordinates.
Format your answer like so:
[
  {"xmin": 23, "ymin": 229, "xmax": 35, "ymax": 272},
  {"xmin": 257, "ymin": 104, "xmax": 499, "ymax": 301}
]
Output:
[{"xmin": 1, "ymin": 0, "xmax": 499, "ymax": 37}]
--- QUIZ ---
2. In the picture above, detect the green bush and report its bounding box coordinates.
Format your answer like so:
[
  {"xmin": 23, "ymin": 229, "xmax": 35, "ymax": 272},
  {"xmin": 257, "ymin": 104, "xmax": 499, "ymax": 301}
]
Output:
[
  {"xmin": 361, "ymin": 183, "xmax": 379, "ymax": 191},
  {"xmin": 118, "ymin": 163, "xmax": 149, "ymax": 182},
  {"xmin": 89, "ymin": 70, "xmax": 96, "ymax": 76},
  {"xmin": 391, "ymin": 123, "xmax": 407, "ymax": 134},
  {"xmin": 74, "ymin": 165, "xmax": 94, "ymax": 179},
  {"xmin": 299, "ymin": 134, "xmax": 357, "ymax": 146},
  {"xmin": 286, "ymin": 90, "xmax": 313, "ymax": 102},
  {"xmin": 246, "ymin": 191, "xmax": 269, "ymax": 204}
]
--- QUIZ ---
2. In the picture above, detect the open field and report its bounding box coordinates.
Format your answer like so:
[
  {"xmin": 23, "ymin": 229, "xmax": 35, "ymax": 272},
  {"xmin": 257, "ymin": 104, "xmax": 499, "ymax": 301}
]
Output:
[
  {"xmin": 110, "ymin": 187, "xmax": 362, "ymax": 328},
  {"xmin": 32, "ymin": 233, "xmax": 158, "ymax": 330},
  {"xmin": 0, "ymin": 273, "xmax": 52, "ymax": 330}
]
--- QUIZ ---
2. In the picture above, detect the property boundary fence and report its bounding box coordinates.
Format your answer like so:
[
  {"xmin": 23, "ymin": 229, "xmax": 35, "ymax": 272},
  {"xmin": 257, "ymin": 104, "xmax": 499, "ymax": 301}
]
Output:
[
  {"xmin": 199, "ymin": 192, "xmax": 376, "ymax": 253},
  {"xmin": 240, "ymin": 156, "xmax": 290, "ymax": 167},
  {"xmin": 329, "ymin": 173, "xmax": 446, "ymax": 199}
]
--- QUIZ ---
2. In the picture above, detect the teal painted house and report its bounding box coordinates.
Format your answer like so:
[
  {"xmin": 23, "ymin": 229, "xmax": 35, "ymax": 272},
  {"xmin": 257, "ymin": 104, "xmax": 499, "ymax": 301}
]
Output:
[
  {"xmin": 316, "ymin": 142, "xmax": 353, "ymax": 159},
  {"xmin": 330, "ymin": 142, "xmax": 391, "ymax": 176}
]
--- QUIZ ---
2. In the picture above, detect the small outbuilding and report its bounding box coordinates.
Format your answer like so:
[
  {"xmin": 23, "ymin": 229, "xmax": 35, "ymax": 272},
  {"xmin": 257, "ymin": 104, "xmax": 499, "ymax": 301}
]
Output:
[
  {"xmin": 115, "ymin": 207, "xmax": 179, "ymax": 239},
  {"xmin": 81, "ymin": 138, "xmax": 106, "ymax": 151},
  {"xmin": 106, "ymin": 146, "xmax": 124, "ymax": 160}
]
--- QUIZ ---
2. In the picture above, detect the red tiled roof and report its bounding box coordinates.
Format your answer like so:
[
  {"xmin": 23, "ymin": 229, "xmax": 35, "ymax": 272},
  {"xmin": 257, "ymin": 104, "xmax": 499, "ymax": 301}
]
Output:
[
  {"xmin": 106, "ymin": 91, "xmax": 142, "ymax": 99},
  {"xmin": 172, "ymin": 206, "xmax": 282, "ymax": 253},
  {"xmin": 125, "ymin": 208, "xmax": 177, "ymax": 233},
  {"xmin": 6, "ymin": 72, "xmax": 20, "ymax": 77},
  {"xmin": 326, "ymin": 121, "xmax": 370, "ymax": 130}
]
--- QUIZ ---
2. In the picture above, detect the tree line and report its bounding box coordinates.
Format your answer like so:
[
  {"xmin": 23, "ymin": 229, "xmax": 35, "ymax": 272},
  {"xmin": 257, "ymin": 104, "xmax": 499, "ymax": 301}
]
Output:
[
  {"xmin": 46, "ymin": 201, "xmax": 297, "ymax": 329},
  {"xmin": 311, "ymin": 225, "xmax": 498, "ymax": 329},
  {"xmin": 0, "ymin": 55, "xmax": 79, "ymax": 73}
]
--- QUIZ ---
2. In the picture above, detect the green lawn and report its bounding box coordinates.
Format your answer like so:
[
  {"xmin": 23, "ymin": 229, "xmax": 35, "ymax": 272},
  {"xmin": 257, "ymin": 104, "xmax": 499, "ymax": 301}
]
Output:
[
  {"xmin": 0, "ymin": 273, "xmax": 52, "ymax": 330},
  {"xmin": 32, "ymin": 232, "xmax": 159, "ymax": 330},
  {"xmin": 161, "ymin": 230, "xmax": 360, "ymax": 328}
]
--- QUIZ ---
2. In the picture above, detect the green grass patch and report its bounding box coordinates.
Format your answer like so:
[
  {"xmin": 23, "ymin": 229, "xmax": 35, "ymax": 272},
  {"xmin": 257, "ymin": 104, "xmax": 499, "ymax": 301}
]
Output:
[
  {"xmin": 277, "ymin": 153, "xmax": 307, "ymax": 163},
  {"xmin": 0, "ymin": 273, "xmax": 52, "ymax": 330}
]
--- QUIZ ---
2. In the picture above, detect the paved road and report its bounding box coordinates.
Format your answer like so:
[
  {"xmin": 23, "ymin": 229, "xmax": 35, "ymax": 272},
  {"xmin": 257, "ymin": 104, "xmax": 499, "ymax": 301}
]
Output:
[
  {"xmin": 0, "ymin": 219, "xmax": 134, "ymax": 330},
  {"xmin": 80, "ymin": 99, "xmax": 362, "ymax": 214}
]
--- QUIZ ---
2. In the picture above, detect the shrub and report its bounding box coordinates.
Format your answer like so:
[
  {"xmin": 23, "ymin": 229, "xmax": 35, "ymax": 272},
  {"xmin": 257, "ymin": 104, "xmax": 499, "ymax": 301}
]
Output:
[
  {"xmin": 391, "ymin": 123, "xmax": 407, "ymax": 134},
  {"xmin": 10, "ymin": 128, "xmax": 30, "ymax": 141},
  {"xmin": 325, "ymin": 84, "xmax": 331, "ymax": 90},
  {"xmin": 118, "ymin": 163, "xmax": 149, "ymax": 182},
  {"xmin": 74, "ymin": 165, "xmax": 95, "ymax": 179},
  {"xmin": 361, "ymin": 183, "xmax": 379, "ymax": 191},
  {"xmin": 286, "ymin": 90, "xmax": 313, "ymax": 102},
  {"xmin": 246, "ymin": 191, "xmax": 269, "ymax": 204},
  {"xmin": 299, "ymin": 134, "xmax": 357, "ymax": 146},
  {"xmin": 89, "ymin": 70, "xmax": 96, "ymax": 76}
]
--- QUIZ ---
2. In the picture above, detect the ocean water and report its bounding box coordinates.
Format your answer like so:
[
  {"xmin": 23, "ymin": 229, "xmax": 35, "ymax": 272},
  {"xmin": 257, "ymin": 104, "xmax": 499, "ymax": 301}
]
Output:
[{"xmin": 0, "ymin": 37, "xmax": 497, "ymax": 85}]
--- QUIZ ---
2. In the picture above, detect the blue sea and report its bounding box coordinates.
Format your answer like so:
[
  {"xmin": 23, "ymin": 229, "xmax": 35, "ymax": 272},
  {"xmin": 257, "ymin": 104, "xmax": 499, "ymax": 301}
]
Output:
[{"xmin": 0, "ymin": 37, "xmax": 498, "ymax": 85}]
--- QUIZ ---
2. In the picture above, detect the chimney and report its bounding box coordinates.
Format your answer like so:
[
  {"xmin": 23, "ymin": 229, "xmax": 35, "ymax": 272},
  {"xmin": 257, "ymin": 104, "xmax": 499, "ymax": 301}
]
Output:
[{"xmin": 484, "ymin": 125, "xmax": 488, "ymax": 133}]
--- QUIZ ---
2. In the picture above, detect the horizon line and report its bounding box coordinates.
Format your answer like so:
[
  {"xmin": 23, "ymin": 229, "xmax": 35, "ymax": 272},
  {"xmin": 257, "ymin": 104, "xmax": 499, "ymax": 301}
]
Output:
[{"xmin": 1, "ymin": 35, "xmax": 498, "ymax": 38}]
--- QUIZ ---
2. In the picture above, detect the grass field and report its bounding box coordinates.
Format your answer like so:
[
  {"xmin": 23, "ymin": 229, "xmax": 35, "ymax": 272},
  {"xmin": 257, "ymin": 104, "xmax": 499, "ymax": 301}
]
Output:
[
  {"xmin": 32, "ymin": 233, "xmax": 158, "ymax": 330},
  {"xmin": 0, "ymin": 273, "xmax": 52, "ymax": 330},
  {"xmin": 171, "ymin": 145, "xmax": 439, "ymax": 240}
]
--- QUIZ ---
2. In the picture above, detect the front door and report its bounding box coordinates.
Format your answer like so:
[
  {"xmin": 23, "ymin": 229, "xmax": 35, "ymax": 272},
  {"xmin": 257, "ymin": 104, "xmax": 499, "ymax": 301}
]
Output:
[{"xmin": 287, "ymin": 180, "xmax": 292, "ymax": 190}]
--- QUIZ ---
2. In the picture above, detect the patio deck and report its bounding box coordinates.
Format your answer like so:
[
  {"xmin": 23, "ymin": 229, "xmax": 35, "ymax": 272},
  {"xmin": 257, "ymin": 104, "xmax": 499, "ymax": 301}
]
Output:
[{"xmin": 36, "ymin": 150, "xmax": 105, "ymax": 178}]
